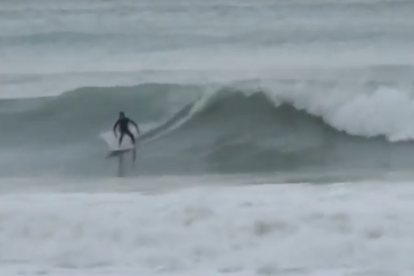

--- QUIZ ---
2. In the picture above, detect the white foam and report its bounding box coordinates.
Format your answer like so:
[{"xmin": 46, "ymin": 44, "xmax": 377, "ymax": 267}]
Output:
[
  {"xmin": 1, "ymin": 178, "xmax": 414, "ymax": 275},
  {"xmin": 258, "ymin": 82, "xmax": 414, "ymax": 142}
]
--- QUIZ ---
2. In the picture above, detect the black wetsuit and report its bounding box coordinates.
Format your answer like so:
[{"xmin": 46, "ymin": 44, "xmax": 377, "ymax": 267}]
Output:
[{"xmin": 114, "ymin": 117, "xmax": 136, "ymax": 146}]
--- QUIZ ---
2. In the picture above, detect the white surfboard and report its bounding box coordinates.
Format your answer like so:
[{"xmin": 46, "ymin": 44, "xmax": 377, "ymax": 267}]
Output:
[{"xmin": 100, "ymin": 126, "xmax": 139, "ymax": 158}]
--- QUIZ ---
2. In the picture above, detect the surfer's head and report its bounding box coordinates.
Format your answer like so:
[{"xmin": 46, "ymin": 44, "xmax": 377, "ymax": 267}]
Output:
[{"xmin": 119, "ymin": 111, "xmax": 125, "ymax": 118}]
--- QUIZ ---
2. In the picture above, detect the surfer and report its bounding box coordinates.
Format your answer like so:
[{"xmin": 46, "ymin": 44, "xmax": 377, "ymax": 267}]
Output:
[{"xmin": 113, "ymin": 111, "xmax": 140, "ymax": 147}]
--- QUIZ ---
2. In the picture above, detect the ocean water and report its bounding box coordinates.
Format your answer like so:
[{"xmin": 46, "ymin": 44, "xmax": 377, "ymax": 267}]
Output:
[{"xmin": 1, "ymin": 0, "xmax": 414, "ymax": 275}]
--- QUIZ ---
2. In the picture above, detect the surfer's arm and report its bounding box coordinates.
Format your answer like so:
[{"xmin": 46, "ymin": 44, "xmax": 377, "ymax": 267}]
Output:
[
  {"xmin": 130, "ymin": 119, "xmax": 140, "ymax": 134},
  {"xmin": 113, "ymin": 120, "xmax": 120, "ymax": 135}
]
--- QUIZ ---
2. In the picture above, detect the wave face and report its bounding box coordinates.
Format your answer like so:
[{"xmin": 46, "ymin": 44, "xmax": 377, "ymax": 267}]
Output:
[{"xmin": 2, "ymin": 81, "xmax": 414, "ymax": 177}]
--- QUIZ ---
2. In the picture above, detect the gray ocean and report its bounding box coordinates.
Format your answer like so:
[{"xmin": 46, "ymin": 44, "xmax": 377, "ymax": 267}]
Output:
[
  {"xmin": 3, "ymin": 1, "xmax": 414, "ymax": 276},
  {"xmin": 1, "ymin": 0, "xmax": 414, "ymax": 178}
]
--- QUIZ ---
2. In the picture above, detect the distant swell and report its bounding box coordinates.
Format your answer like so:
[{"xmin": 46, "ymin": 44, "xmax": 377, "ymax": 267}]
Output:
[{"xmin": 1, "ymin": 82, "xmax": 414, "ymax": 177}]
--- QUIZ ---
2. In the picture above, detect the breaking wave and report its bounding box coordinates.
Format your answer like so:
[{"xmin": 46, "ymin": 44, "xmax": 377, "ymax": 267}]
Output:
[{"xmin": 2, "ymin": 81, "xmax": 414, "ymax": 177}]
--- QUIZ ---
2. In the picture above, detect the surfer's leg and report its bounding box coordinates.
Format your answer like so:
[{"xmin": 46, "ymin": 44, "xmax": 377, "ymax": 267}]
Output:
[
  {"xmin": 118, "ymin": 132, "xmax": 125, "ymax": 146},
  {"xmin": 125, "ymin": 129, "xmax": 136, "ymax": 145}
]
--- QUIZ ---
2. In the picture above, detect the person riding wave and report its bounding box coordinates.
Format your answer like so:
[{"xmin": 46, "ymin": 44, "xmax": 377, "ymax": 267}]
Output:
[{"xmin": 113, "ymin": 111, "xmax": 140, "ymax": 147}]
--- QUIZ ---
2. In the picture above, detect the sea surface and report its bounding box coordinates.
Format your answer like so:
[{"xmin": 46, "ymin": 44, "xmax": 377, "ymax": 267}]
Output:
[{"xmin": 1, "ymin": 0, "xmax": 414, "ymax": 275}]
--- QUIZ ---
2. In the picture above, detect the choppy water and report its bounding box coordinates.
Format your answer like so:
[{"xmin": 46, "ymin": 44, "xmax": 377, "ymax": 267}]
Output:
[
  {"xmin": 1, "ymin": 1, "xmax": 414, "ymax": 274},
  {"xmin": 1, "ymin": 0, "xmax": 414, "ymax": 177}
]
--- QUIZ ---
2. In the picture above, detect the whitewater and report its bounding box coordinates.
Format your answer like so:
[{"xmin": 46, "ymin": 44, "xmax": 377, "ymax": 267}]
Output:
[{"xmin": 2, "ymin": 0, "xmax": 414, "ymax": 275}]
